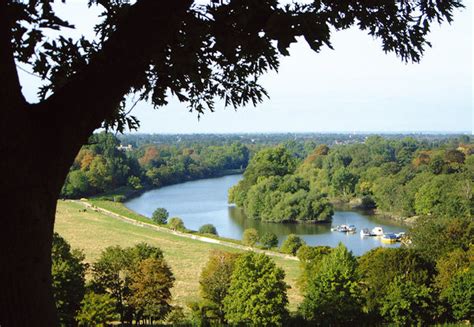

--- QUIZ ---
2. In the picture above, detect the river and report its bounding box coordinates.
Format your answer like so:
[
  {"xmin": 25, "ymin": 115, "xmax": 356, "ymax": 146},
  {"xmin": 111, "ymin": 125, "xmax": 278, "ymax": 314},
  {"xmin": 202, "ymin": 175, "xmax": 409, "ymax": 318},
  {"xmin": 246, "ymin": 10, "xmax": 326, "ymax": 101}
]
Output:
[{"xmin": 125, "ymin": 174, "xmax": 407, "ymax": 255}]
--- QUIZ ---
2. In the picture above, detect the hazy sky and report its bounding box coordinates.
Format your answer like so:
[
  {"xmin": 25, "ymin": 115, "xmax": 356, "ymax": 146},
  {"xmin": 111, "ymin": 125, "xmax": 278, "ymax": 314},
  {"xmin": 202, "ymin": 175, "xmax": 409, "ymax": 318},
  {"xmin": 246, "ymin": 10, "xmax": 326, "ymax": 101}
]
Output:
[{"xmin": 18, "ymin": 1, "xmax": 473, "ymax": 133}]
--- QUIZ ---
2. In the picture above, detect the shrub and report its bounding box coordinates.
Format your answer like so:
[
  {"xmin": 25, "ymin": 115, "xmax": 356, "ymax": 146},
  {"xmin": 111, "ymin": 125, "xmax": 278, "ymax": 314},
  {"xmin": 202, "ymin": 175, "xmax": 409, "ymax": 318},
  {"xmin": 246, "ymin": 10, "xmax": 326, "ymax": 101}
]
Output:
[
  {"xmin": 281, "ymin": 234, "xmax": 305, "ymax": 255},
  {"xmin": 52, "ymin": 233, "xmax": 87, "ymax": 326},
  {"xmin": 380, "ymin": 276, "xmax": 433, "ymax": 325},
  {"xmin": 76, "ymin": 292, "xmax": 116, "ymax": 326},
  {"xmin": 242, "ymin": 228, "xmax": 259, "ymax": 246},
  {"xmin": 152, "ymin": 207, "xmax": 169, "ymax": 224},
  {"xmin": 168, "ymin": 217, "xmax": 185, "ymax": 231},
  {"xmin": 113, "ymin": 195, "xmax": 126, "ymax": 203},
  {"xmin": 199, "ymin": 224, "xmax": 218, "ymax": 235},
  {"xmin": 260, "ymin": 232, "xmax": 279, "ymax": 249},
  {"xmin": 446, "ymin": 267, "xmax": 474, "ymax": 321}
]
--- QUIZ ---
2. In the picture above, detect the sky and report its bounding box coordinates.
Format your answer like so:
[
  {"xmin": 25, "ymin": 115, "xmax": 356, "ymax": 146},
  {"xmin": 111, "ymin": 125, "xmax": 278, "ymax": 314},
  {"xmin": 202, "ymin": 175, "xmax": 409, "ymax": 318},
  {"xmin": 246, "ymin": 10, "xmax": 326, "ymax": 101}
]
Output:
[{"xmin": 18, "ymin": 1, "xmax": 473, "ymax": 134}]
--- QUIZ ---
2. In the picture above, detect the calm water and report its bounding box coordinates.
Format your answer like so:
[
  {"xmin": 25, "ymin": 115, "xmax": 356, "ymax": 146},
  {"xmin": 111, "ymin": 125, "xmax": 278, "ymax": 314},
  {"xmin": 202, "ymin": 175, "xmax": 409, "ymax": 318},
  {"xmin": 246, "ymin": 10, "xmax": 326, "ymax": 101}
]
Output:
[{"xmin": 125, "ymin": 175, "xmax": 407, "ymax": 256}]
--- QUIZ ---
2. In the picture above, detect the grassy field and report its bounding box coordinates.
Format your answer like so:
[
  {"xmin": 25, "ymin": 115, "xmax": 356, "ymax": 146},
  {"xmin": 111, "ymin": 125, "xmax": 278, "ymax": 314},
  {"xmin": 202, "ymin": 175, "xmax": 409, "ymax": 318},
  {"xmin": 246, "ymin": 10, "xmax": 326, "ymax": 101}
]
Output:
[{"xmin": 54, "ymin": 201, "xmax": 303, "ymax": 310}]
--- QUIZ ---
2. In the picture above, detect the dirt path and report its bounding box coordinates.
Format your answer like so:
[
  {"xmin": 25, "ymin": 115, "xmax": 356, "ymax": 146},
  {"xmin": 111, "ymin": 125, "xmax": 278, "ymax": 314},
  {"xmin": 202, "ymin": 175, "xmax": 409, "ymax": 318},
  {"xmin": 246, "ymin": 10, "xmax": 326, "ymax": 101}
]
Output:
[{"xmin": 71, "ymin": 200, "xmax": 298, "ymax": 261}]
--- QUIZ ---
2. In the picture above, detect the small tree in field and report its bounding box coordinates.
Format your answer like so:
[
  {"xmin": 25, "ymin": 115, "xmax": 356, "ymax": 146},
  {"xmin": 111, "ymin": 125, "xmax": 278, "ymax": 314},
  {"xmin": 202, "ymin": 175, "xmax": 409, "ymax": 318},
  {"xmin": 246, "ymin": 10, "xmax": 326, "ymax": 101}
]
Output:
[
  {"xmin": 223, "ymin": 253, "xmax": 289, "ymax": 326},
  {"xmin": 168, "ymin": 217, "xmax": 186, "ymax": 231},
  {"xmin": 152, "ymin": 208, "xmax": 169, "ymax": 224},
  {"xmin": 199, "ymin": 224, "xmax": 218, "ymax": 235},
  {"xmin": 91, "ymin": 243, "xmax": 169, "ymax": 324},
  {"xmin": 129, "ymin": 257, "xmax": 175, "ymax": 324},
  {"xmin": 199, "ymin": 250, "xmax": 240, "ymax": 324},
  {"xmin": 281, "ymin": 234, "xmax": 305, "ymax": 255},
  {"xmin": 260, "ymin": 231, "xmax": 279, "ymax": 249},
  {"xmin": 242, "ymin": 228, "xmax": 259, "ymax": 247}
]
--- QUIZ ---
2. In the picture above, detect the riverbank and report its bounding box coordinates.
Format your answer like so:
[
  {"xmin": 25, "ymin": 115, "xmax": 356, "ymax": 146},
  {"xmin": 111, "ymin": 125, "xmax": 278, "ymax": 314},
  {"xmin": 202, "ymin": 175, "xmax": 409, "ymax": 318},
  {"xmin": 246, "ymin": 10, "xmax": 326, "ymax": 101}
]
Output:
[
  {"xmin": 330, "ymin": 197, "xmax": 416, "ymax": 226},
  {"xmin": 79, "ymin": 199, "xmax": 298, "ymax": 261},
  {"xmin": 54, "ymin": 200, "xmax": 302, "ymax": 310},
  {"xmin": 90, "ymin": 168, "xmax": 245, "ymax": 202}
]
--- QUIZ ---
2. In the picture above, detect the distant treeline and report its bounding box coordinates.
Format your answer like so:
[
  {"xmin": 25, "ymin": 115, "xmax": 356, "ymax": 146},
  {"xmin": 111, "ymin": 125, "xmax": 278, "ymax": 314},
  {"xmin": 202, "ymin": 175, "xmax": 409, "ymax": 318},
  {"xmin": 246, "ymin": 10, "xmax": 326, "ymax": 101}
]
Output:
[
  {"xmin": 118, "ymin": 132, "xmax": 469, "ymax": 149},
  {"xmin": 230, "ymin": 135, "xmax": 473, "ymax": 223},
  {"xmin": 61, "ymin": 133, "xmax": 250, "ymax": 199}
]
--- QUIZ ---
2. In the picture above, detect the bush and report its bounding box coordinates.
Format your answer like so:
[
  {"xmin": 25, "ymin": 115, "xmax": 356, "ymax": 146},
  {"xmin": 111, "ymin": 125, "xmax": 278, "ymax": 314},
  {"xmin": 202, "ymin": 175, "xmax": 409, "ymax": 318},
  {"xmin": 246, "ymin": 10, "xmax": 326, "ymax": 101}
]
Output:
[
  {"xmin": 52, "ymin": 233, "xmax": 87, "ymax": 326},
  {"xmin": 76, "ymin": 292, "xmax": 116, "ymax": 326},
  {"xmin": 168, "ymin": 217, "xmax": 185, "ymax": 231},
  {"xmin": 380, "ymin": 276, "xmax": 433, "ymax": 325},
  {"xmin": 113, "ymin": 195, "xmax": 126, "ymax": 203},
  {"xmin": 242, "ymin": 228, "xmax": 259, "ymax": 246},
  {"xmin": 446, "ymin": 267, "xmax": 474, "ymax": 321},
  {"xmin": 152, "ymin": 207, "xmax": 169, "ymax": 224},
  {"xmin": 260, "ymin": 232, "xmax": 279, "ymax": 249},
  {"xmin": 281, "ymin": 234, "xmax": 305, "ymax": 255},
  {"xmin": 199, "ymin": 224, "xmax": 218, "ymax": 235}
]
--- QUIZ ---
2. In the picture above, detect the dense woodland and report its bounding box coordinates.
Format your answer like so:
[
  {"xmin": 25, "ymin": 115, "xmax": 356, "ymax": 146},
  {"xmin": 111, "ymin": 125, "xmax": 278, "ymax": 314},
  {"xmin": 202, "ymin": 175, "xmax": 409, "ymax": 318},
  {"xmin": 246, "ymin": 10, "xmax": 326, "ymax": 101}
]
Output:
[
  {"xmin": 230, "ymin": 134, "xmax": 473, "ymax": 223},
  {"xmin": 61, "ymin": 133, "xmax": 250, "ymax": 199}
]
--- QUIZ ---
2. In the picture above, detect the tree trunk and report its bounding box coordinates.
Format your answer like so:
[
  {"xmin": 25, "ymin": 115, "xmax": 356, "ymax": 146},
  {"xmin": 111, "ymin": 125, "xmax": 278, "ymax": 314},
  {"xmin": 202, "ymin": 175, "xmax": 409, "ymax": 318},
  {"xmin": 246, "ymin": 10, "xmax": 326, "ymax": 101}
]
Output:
[
  {"xmin": 0, "ymin": 101, "xmax": 90, "ymax": 326},
  {"xmin": 0, "ymin": 183, "xmax": 58, "ymax": 326},
  {"xmin": 0, "ymin": 1, "xmax": 193, "ymax": 325}
]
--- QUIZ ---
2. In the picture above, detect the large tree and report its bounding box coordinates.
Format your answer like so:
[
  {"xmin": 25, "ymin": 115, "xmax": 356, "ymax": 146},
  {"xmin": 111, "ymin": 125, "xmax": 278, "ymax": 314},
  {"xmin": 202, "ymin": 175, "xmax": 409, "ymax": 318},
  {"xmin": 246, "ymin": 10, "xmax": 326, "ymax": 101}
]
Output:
[
  {"xmin": 223, "ymin": 252, "xmax": 289, "ymax": 326},
  {"xmin": 0, "ymin": 0, "xmax": 463, "ymax": 325}
]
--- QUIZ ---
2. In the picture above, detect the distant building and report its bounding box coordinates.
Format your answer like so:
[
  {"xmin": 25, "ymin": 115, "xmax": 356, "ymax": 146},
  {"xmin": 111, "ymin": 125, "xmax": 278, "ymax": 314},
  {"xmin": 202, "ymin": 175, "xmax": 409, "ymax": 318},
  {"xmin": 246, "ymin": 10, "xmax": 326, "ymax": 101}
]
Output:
[{"xmin": 117, "ymin": 144, "xmax": 133, "ymax": 151}]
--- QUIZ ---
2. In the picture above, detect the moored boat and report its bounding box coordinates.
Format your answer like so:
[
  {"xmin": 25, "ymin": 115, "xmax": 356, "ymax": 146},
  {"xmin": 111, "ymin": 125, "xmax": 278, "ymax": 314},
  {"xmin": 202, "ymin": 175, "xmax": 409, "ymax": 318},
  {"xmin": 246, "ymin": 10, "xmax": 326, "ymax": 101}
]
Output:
[
  {"xmin": 360, "ymin": 228, "xmax": 371, "ymax": 237},
  {"xmin": 331, "ymin": 224, "xmax": 357, "ymax": 233},
  {"xmin": 347, "ymin": 225, "xmax": 357, "ymax": 233},
  {"xmin": 371, "ymin": 226, "xmax": 384, "ymax": 236},
  {"xmin": 381, "ymin": 233, "xmax": 398, "ymax": 243}
]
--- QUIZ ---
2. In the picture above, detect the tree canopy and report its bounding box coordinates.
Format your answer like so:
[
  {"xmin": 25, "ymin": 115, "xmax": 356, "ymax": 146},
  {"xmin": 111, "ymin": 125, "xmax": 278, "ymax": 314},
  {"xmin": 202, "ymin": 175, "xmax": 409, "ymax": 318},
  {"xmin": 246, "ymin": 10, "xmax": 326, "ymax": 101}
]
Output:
[
  {"xmin": 223, "ymin": 252, "xmax": 289, "ymax": 326},
  {"xmin": 7, "ymin": 0, "xmax": 462, "ymax": 129},
  {"xmin": 299, "ymin": 243, "xmax": 363, "ymax": 325},
  {"xmin": 51, "ymin": 233, "xmax": 87, "ymax": 326}
]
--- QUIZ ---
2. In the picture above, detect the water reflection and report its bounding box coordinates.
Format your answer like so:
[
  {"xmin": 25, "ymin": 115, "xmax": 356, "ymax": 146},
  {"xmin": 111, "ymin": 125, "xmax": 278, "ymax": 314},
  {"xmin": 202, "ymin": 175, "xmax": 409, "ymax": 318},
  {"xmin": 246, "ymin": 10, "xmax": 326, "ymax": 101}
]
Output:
[{"xmin": 228, "ymin": 206, "xmax": 332, "ymax": 236}]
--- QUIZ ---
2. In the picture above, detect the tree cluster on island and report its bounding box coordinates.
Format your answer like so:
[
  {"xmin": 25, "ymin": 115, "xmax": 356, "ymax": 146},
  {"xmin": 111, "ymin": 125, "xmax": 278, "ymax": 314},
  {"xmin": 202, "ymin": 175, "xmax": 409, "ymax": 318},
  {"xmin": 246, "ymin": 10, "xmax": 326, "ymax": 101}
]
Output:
[{"xmin": 229, "ymin": 146, "xmax": 334, "ymax": 223}]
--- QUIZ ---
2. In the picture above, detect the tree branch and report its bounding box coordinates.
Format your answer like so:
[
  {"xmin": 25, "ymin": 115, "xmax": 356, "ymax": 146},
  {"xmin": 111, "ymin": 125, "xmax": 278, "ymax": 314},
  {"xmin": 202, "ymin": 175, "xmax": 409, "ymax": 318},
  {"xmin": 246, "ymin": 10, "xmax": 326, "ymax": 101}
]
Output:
[
  {"xmin": 0, "ymin": 1, "xmax": 26, "ymax": 111},
  {"xmin": 38, "ymin": 0, "xmax": 193, "ymax": 137}
]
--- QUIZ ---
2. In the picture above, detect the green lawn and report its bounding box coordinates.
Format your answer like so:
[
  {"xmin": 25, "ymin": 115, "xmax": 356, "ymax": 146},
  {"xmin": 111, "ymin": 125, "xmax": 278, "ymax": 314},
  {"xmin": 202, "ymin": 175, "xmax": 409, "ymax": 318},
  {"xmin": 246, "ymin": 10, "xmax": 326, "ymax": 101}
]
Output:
[{"xmin": 54, "ymin": 201, "xmax": 303, "ymax": 310}]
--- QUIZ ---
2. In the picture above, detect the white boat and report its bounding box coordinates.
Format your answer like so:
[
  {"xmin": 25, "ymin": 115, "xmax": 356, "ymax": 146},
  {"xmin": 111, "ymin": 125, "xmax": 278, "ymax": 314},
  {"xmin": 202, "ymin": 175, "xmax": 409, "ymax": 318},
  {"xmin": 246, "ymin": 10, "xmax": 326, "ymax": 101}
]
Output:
[
  {"xmin": 332, "ymin": 224, "xmax": 356, "ymax": 233},
  {"xmin": 371, "ymin": 227, "xmax": 384, "ymax": 236},
  {"xmin": 360, "ymin": 228, "xmax": 371, "ymax": 237}
]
